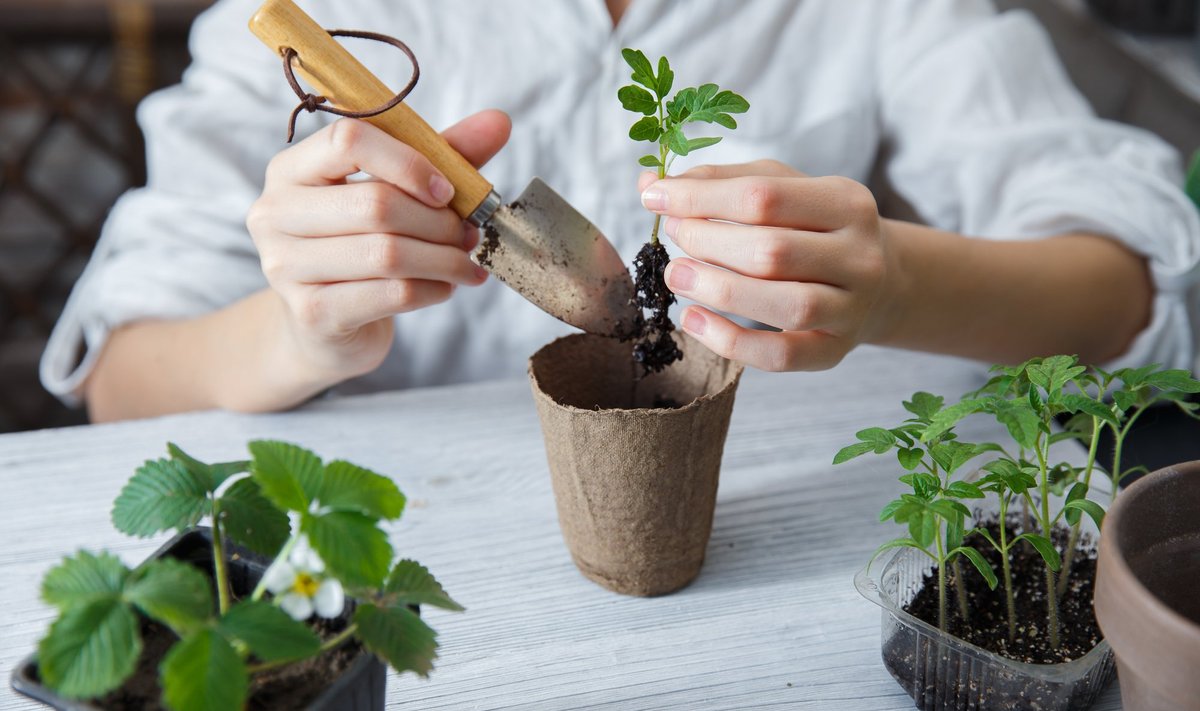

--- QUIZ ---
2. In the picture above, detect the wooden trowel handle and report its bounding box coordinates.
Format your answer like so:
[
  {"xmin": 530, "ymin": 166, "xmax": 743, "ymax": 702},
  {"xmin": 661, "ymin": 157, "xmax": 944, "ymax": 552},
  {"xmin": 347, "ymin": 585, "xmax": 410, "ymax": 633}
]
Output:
[{"xmin": 249, "ymin": 0, "xmax": 494, "ymax": 219}]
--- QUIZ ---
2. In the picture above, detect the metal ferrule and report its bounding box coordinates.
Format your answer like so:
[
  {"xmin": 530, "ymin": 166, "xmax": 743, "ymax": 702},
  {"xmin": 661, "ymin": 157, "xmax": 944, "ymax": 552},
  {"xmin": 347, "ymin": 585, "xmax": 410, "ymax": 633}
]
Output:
[{"xmin": 467, "ymin": 190, "xmax": 502, "ymax": 227}]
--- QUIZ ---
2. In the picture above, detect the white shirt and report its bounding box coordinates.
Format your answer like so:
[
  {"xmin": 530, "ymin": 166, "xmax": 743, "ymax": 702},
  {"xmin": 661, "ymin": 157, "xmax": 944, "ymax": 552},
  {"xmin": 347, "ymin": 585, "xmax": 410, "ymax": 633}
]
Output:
[{"xmin": 41, "ymin": 0, "xmax": 1200, "ymax": 403}]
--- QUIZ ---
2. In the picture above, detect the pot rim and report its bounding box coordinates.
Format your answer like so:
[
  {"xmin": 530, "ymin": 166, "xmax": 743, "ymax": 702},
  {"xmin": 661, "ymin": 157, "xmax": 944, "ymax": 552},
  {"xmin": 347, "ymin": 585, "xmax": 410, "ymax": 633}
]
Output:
[
  {"xmin": 527, "ymin": 332, "xmax": 744, "ymax": 417},
  {"xmin": 1097, "ymin": 461, "xmax": 1200, "ymax": 644},
  {"xmin": 855, "ymin": 546, "xmax": 1112, "ymax": 680}
]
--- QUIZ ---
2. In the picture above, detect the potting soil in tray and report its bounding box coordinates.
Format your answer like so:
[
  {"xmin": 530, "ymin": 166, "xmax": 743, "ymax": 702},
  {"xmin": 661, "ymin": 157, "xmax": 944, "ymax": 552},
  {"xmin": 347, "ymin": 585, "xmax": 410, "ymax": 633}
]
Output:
[
  {"xmin": 901, "ymin": 518, "xmax": 1102, "ymax": 665},
  {"xmin": 91, "ymin": 615, "xmax": 364, "ymax": 710}
]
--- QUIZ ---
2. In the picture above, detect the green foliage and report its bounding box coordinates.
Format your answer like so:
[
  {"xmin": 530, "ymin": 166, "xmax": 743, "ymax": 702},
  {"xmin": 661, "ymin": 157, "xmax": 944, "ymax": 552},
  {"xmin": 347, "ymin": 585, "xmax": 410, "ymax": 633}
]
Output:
[
  {"xmin": 35, "ymin": 440, "xmax": 461, "ymax": 706},
  {"xmin": 836, "ymin": 356, "xmax": 1200, "ymax": 650},
  {"xmin": 1186, "ymin": 149, "xmax": 1200, "ymax": 210},
  {"xmin": 619, "ymin": 48, "xmax": 748, "ymax": 174},
  {"xmin": 354, "ymin": 603, "xmax": 439, "ymax": 678}
]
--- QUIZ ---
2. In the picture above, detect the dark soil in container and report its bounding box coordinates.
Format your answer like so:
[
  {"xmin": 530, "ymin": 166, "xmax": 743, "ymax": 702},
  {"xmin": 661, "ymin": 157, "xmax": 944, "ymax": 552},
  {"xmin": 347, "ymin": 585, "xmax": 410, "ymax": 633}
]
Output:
[
  {"xmin": 93, "ymin": 614, "xmax": 363, "ymax": 710},
  {"xmin": 882, "ymin": 517, "xmax": 1111, "ymax": 711},
  {"xmin": 904, "ymin": 518, "xmax": 1101, "ymax": 664}
]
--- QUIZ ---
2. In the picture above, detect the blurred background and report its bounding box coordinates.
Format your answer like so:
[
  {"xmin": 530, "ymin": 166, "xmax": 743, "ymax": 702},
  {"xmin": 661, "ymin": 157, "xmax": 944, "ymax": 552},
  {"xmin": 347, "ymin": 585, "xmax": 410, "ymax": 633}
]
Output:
[{"xmin": 1, "ymin": 0, "xmax": 1198, "ymax": 434}]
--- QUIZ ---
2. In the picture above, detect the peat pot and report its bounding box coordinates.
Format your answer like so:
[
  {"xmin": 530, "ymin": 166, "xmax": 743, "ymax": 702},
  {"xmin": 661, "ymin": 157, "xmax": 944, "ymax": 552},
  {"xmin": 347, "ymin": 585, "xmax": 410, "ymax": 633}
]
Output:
[
  {"xmin": 11, "ymin": 529, "xmax": 386, "ymax": 711},
  {"xmin": 856, "ymin": 546, "xmax": 1115, "ymax": 711},
  {"xmin": 1094, "ymin": 460, "xmax": 1200, "ymax": 711},
  {"xmin": 528, "ymin": 332, "xmax": 742, "ymax": 597}
]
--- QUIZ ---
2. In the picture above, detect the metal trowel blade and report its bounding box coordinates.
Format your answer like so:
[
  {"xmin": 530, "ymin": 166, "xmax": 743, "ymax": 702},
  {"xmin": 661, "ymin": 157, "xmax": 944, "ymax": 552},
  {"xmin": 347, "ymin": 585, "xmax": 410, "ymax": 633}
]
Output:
[{"xmin": 472, "ymin": 178, "xmax": 640, "ymax": 339}]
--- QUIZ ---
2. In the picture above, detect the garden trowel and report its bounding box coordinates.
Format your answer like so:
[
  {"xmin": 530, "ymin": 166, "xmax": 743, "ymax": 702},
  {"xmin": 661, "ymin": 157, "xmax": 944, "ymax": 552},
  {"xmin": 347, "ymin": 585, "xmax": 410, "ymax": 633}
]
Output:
[{"xmin": 249, "ymin": 0, "xmax": 640, "ymax": 338}]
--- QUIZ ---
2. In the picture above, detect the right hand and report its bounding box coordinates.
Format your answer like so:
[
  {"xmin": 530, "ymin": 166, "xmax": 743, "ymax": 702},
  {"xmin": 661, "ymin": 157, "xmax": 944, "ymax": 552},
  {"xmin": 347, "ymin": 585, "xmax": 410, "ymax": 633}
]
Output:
[{"xmin": 246, "ymin": 110, "xmax": 511, "ymax": 384}]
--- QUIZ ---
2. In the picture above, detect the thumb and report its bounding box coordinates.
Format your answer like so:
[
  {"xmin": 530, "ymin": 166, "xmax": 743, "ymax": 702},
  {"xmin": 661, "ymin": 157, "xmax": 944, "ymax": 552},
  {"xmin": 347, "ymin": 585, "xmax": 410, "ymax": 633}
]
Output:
[{"xmin": 441, "ymin": 109, "xmax": 511, "ymax": 169}]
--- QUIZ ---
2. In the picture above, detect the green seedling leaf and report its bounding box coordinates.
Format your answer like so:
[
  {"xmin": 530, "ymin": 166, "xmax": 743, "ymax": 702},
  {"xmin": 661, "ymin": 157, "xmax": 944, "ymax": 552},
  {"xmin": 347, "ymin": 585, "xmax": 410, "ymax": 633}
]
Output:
[
  {"xmin": 665, "ymin": 125, "xmax": 690, "ymax": 156},
  {"xmin": 160, "ymin": 628, "xmax": 247, "ymax": 711},
  {"xmin": 923, "ymin": 398, "xmax": 987, "ymax": 441},
  {"xmin": 868, "ymin": 538, "xmax": 934, "ymax": 569},
  {"xmin": 319, "ymin": 460, "xmax": 406, "ymax": 520},
  {"xmin": 991, "ymin": 400, "xmax": 1041, "ymax": 450},
  {"xmin": 929, "ymin": 440, "xmax": 985, "ymax": 475},
  {"xmin": 41, "ymin": 551, "xmax": 129, "ymax": 610},
  {"xmin": 952, "ymin": 547, "xmax": 998, "ymax": 590},
  {"xmin": 1017, "ymin": 533, "xmax": 1062, "ymax": 572},
  {"xmin": 1145, "ymin": 369, "xmax": 1200, "ymax": 393},
  {"xmin": 1063, "ymin": 499, "xmax": 1106, "ymax": 530},
  {"xmin": 857, "ymin": 427, "xmax": 898, "ymax": 452},
  {"xmin": 656, "ymin": 55, "xmax": 673, "ymax": 97},
  {"xmin": 1115, "ymin": 363, "xmax": 1160, "ymax": 389},
  {"xmin": 303, "ymin": 510, "xmax": 393, "ymax": 589},
  {"xmin": 167, "ymin": 443, "xmax": 250, "ymax": 490},
  {"xmin": 38, "ymin": 598, "xmax": 140, "ymax": 699},
  {"xmin": 1059, "ymin": 394, "xmax": 1119, "ymax": 426},
  {"xmin": 890, "ymin": 500, "xmax": 922, "ymax": 524},
  {"xmin": 123, "ymin": 558, "xmax": 212, "ymax": 634},
  {"xmin": 908, "ymin": 510, "xmax": 937, "ymax": 549},
  {"xmin": 897, "ymin": 447, "xmax": 924, "ymax": 471},
  {"xmin": 112, "ymin": 459, "xmax": 211, "ymax": 537},
  {"xmin": 879, "ymin": 498, "xmax": 906, "ymax": 522},
  {"xmin": 621, "ymin": 48, "xmax": 656, "ymax": 91},
  {"xmin": 945, "ymin": 481, "xmax": 985, "ymax": 499},
  {"xmin": 217, "ymin": 600, "xmax": 320, "ymax": 663},
  {"xmin": 248, "ymin": 440, "xmax": 324, "ymax": 513},
  {"xmin": 219, "ymin": 477, "xmax": 290, "ymax": 557},
  {"xmin": 945, "ymin": 513, "xmax": 964, "ymax": 550},
  {"xmin": 638, "ymin": 155, "xmax": 661, "ymax": 168},
  {"xmin": 384, "ymin": 560, "xmax": 464, "ymax": 611},
  {"xmin": 928, "ymin": 499, "xmax": 972, "ymax": 522},
  {"xmin": 686, "ymin": 136, "xmax": 722, "ymax": 152},
  {"xmin": 1062, "ymin": 481, "xmax": 1089, "ymax": 526},
  {"xmin": 903, "ymin": 392, "xmax": 944, "ymax": 422},
  {"xmin": 1047, "ymin": 463, "xmax": 1079, "ymax": 497},
  {"xmin": 899, "ymin": 472, "xmax": 939, "ymax": 498},
  {"xmin": 354, "ymin": 603, "xmax": 439, "ymax": 678},
  {"xmin": 1113, "ymin": 388, "xmax": 1139, "ymax": 412},
  {"xmin": 628, "ymin": 116, "xmax": 660, "ymax": 142},
  {"xmin": 833, "ymin": 442, "xmax": 874, "ymax": 465},
  {"xmin": 618, "ymin": 85, "xmax": 657, "ymax": 115}
]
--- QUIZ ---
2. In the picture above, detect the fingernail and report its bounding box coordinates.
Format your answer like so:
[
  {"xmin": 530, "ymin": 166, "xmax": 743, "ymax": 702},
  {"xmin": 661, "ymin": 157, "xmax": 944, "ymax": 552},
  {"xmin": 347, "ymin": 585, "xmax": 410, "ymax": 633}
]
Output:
[
  {"xmin": 429, "ymin": 174, "xmax": 454, "ymax": 205},
  {"xmin": 666, "ymin": 262, "xmax": 696, "ymax": 291},
  {"xmin": 664, "ymin": 217, "xmax": 680, "ymax": 239},
  {"xmin": 462, "ymin": 224, "xmax": 479, "ymax": 250},
  {"xmin": 682, "ymin": 309, "xmax": 707, "ymax": 336},
  {"xmin": 641, "ymin": 186, "xmax": 668, "ymax": 212}
]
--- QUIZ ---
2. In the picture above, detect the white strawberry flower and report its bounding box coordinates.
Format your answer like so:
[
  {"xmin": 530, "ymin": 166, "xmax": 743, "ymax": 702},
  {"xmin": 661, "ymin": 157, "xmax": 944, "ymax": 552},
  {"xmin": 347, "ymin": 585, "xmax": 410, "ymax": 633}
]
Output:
[{"xmin": 261, "ymin": 536, "xmax": 345, "ymax": 621}]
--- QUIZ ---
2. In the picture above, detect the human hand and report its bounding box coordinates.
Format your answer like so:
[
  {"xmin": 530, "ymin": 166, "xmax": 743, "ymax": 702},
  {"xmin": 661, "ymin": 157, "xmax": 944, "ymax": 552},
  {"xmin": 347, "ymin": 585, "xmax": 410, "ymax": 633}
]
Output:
[
  {"xmin": 638, "ymin": 160, "xmax": 894, "ymax": 371},
  {"xmin": 246, "ymin": 110, "xmax": 511, "ymax": 383}
]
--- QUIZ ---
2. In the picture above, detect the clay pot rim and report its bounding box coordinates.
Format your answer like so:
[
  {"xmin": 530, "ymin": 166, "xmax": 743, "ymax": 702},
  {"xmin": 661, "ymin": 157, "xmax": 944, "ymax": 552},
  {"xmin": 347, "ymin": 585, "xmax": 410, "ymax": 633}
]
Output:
[
  {"xmin": 527, "ymin": 333, "xmax": 744, "ymax": 417},
  {"xmin": 856, "ymin": 546, "xmax": 1113, "ymax": 677},
  {"xmin": 1098, "ymin": 462, "xmax": 1200, "ymax": 644}
]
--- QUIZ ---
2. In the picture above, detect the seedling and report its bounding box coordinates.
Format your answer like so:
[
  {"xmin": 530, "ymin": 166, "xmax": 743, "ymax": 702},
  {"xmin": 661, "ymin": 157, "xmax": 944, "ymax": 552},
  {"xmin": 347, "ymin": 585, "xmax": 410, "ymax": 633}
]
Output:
[
  {"xmin": 618, "ymin": 48, "xmax": 749, "ymax": 372},
  {"xmin": 35, "ymin": 441, "xmax": 462, "ymax": 711}
]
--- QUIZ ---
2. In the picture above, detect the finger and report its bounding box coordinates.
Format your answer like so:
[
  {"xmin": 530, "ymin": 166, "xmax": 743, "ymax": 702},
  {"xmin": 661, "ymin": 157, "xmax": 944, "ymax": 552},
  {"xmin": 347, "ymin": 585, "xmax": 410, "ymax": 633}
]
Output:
[
  {"xmin": 676, "ymin": 159, "xmax": 804, "ymax": 180},
  {"xmin": 264, "ymin": 234, "xmax": 487, "ymax": 286},
  {"xmin": 255, "ymin": 182, "xmax": 464, "ymax": 243},
  {"xmin": 267, "ymin": 119, "xmax": 455, "ymax": 208},
  {"xmin": 679, "ymin": 306, "xmax": 850, "ymax": 372},
  {"xmin": 292, "ymin": 279, "xmax": 454, "ymax": 335},
  {"xmin": 636, "ymin": 160, "xmax": 802, "ymax": 193},
  {"xmin": 442, "ymin": 108, "xmax": 512, "ymax": 168},
  {"xmin": 664, "ymin": 257, "xmax": 853, "ymax": 333},
  {"xmin": 664, "ymin": 218, "xmax": 858, "ymax": 284},
  {"xmin": 641, "ymin": 175, "xmax": 876, "ymax": 230}
]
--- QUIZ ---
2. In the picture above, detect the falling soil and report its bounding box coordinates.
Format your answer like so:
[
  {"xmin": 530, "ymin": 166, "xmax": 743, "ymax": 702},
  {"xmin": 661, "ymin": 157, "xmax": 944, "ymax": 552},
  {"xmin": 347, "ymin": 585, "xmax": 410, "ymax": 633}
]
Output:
[
  {"xmin": 95, "ymin": 615, "xmax": 364, "ymax": 710},
  {"xmin": 903, "ymin": 517, "xmax": 1102, "ymax": 664},
  {"xmin": 630, "ymin": 240, "xmax": 683, "ymax": 374}
]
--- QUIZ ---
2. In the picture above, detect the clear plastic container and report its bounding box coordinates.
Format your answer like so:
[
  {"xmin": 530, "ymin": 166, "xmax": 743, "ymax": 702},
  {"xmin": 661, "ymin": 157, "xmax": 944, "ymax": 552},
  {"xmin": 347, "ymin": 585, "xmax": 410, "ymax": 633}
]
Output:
[{"xmin": 855, "ymin": 546, "xmax": 1115, "ymax": 711}]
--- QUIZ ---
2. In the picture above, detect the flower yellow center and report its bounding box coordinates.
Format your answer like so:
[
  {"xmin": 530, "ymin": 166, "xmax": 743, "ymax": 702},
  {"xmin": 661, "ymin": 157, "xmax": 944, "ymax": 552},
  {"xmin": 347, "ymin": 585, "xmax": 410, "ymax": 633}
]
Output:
[{"xmin": 292, "ymin": 572, "xmax": 320, "ymax": 597}]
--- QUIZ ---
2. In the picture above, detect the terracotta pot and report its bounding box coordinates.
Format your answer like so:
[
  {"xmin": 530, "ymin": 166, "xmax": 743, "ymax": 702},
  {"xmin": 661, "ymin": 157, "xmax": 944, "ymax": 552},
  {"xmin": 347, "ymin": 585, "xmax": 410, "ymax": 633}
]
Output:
[
  {"xmin": 528, "ymin": 332, "xmax": 742, "ymax": 597},
  {"xmin": 1095, "ymin": 460, "xmax": 1200, "ymax": 711},
  {"xmin": 10, "ymin": 529, "xmax": 386, "ymax": 711}
]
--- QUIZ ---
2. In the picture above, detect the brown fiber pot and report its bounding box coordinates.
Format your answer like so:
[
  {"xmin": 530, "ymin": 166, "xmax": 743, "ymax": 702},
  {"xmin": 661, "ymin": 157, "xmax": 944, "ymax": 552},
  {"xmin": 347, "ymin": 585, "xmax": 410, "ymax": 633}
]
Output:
[
  {"xmin": 528, "ymin": 332, "xmax": 742, "ymax": 597},
  {"xmin": 1094, "ymin": 460, "xmax": 1200, "ymax": 711}
]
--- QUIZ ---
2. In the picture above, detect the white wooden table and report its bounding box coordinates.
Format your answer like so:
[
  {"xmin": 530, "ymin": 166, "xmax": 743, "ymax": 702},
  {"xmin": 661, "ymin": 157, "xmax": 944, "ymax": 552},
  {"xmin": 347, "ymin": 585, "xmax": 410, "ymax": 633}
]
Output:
[{"xmin": 0, "ymin": 347, "xmax": 1123, "ymax": 710}]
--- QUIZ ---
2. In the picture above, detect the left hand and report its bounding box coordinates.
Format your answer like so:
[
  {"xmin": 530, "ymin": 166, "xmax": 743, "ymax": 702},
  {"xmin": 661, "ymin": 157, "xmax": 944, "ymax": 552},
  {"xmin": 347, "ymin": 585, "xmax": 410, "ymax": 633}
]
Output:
[{"xmin": 638, "ymin": 160, "xmax": 895, "ymax": 371}]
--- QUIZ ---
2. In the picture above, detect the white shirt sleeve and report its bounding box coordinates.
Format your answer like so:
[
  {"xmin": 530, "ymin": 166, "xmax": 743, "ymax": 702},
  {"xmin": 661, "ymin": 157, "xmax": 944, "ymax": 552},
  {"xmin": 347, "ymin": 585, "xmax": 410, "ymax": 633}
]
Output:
[
  {"xmin": 40, "ymin": 0, "xmax": 289, "ymax": 403},
  {"xmin": 879, "ymin": 0, "xmax": 1200, "ymax": 372}
]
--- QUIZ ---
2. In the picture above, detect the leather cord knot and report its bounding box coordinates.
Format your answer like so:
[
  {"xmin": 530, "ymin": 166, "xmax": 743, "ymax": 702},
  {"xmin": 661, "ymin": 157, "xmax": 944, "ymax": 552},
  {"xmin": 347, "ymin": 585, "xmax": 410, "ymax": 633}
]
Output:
[{"xmin": 281, "ymin": 29, "xmax": 419, "ymax": 143}]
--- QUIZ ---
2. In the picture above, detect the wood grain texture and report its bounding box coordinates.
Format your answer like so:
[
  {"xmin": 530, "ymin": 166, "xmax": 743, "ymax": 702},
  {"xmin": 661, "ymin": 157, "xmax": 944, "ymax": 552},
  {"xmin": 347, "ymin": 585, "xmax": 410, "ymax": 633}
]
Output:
[
  {"xmin": 248, "ymin": 0, "xmax": 494, "ymax": 218},
  {"xmin": 0, "ymin": 346, "xmax": 1123, "ymax": 709}
]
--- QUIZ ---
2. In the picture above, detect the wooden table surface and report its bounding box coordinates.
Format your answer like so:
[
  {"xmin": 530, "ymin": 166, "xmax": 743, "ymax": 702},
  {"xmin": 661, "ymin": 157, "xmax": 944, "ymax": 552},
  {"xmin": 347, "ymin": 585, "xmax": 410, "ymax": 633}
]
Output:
[{"xmin": 0, "ymin": 346, "xmax": 1123, "ymax": 710}]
